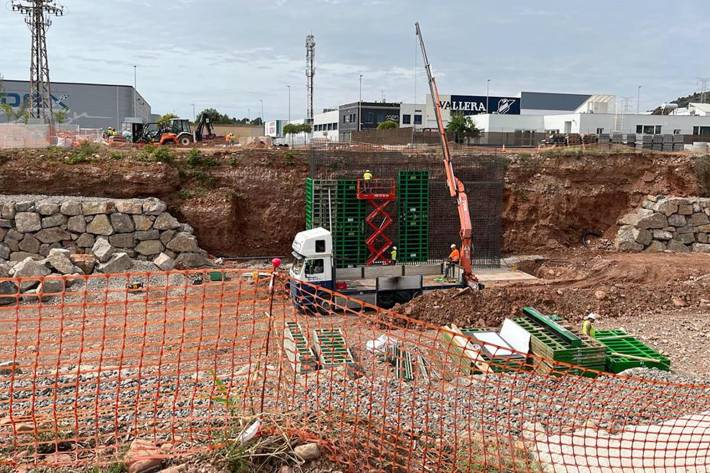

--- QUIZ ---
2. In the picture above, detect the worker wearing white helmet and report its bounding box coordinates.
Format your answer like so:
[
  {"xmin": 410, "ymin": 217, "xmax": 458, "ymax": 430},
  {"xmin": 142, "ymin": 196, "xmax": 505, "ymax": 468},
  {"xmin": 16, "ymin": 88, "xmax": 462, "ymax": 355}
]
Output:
[
  {"xmin": 446, "ymin": 244, "xmax": 460, "ymax": 280},
  {"xmin": 390, "ymin": 246, "xmax": 398, "ymax": 264},
  {"xmin": 581, "ymin": 312, "xmax": 598, "ymax": 338}
]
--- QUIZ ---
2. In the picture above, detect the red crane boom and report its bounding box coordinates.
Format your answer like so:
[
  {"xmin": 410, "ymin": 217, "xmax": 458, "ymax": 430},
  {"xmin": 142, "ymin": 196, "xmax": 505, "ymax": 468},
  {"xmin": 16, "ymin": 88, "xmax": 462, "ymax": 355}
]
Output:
[{"xmin": 415, "ymin": 22, "xmax": 481, "ymax": 289}]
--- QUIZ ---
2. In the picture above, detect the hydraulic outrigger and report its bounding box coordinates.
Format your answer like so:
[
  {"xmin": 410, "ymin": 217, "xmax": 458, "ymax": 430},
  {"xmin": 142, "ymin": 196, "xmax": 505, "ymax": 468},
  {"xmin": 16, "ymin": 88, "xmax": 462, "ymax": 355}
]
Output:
[{"xmin": 415, "ymin": 22, "xmax": 482, "ymax": 290}]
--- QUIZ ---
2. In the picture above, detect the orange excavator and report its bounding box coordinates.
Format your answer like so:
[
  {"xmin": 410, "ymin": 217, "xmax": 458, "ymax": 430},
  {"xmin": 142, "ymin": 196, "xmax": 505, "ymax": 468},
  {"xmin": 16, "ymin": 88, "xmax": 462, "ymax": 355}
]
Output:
[{"xmin": 415, "ymin": 22, "xmax": 482, "ymax": 290}]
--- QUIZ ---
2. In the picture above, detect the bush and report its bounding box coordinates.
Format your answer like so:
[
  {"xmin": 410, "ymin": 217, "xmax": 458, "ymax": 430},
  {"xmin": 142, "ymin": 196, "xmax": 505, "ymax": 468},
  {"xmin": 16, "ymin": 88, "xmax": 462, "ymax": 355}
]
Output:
[
  {"xmin": 187, "ymin": 148, "xmax": 217, "ymax": 167},
  {"xmin": 377, "ymin": 120, "xmax": 398, "ymax": 130},
  {"xmin": 66, "ymin": 141, "xmax": 101, "ymax": 164},
  {"xmin": 152, "ymin": 146, "xmax": 175, "ymax": 164}
]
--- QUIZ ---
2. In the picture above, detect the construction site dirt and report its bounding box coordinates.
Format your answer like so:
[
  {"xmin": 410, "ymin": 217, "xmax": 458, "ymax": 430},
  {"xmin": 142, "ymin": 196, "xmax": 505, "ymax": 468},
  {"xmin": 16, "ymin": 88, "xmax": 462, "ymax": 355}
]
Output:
[{"xmin": 1, "ymin": 147, "xmax": 706, "ymax": 258}]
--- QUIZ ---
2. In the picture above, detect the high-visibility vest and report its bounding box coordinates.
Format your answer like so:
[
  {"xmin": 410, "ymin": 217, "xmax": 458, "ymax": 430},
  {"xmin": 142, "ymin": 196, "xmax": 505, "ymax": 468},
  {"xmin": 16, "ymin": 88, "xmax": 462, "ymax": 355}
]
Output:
[
  {"xmin": 391, "ymin": 249, "xmax": 397, "ymax": 261},
  {"xmin": 581, "ymin": 320, "xmax": 596, "ymax": 338},
  {"xmin": 449, "ymin": 249, "xmax": 460, "ymax": 263}
]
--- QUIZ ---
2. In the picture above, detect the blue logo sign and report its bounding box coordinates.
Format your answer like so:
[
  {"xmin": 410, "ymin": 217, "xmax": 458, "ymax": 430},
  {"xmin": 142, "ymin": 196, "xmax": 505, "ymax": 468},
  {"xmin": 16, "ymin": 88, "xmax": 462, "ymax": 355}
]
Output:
[
  {"xmin": 0, "ymin": 92, "xmax": 70, "ymax": 111},
  {"xmin": 442, "ymin": 95, "xmax": 520, "ymax": 115}
]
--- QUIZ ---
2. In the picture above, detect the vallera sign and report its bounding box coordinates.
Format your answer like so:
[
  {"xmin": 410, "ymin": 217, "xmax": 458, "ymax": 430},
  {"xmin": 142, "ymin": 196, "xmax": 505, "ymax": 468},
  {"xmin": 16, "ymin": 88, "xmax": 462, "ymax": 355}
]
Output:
[{"xmin": 440, "ymin": 95, "xmax": 521, "ymax": 115}]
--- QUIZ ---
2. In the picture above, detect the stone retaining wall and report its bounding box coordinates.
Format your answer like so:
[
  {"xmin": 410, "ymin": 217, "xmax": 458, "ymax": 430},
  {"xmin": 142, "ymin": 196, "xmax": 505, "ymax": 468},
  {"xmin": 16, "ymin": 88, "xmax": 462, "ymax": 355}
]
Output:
[
  {"xmin": 615, "ymin": 196, "xmax": 710, "ymax": 252},
  {"xmin": 0, "ymin": 195, "xmax": 211, "ymax": 274}
]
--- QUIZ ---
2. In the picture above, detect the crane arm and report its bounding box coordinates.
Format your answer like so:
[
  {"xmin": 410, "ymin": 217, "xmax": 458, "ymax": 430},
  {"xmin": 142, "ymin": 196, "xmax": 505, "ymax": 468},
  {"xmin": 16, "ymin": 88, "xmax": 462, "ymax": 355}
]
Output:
[{"xmin": 415, "ymin": 22, "xmax": 480, "ymax": 289}]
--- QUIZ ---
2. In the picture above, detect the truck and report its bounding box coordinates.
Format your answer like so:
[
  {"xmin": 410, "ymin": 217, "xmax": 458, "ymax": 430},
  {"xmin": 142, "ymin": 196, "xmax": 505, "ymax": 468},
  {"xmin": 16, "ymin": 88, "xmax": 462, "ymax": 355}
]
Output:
[
  {"xmin": 289, "ymin": 22, "xmax": 483, "ymax": 312},
  {"xmin": 289, "ymin": 227, "xmax": 466, "ymax": 312}
]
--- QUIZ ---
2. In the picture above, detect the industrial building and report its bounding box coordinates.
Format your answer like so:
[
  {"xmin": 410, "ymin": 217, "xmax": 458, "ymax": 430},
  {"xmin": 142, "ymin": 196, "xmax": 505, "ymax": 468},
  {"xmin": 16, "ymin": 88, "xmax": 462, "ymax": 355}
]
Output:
[
  {"xmin": 338, "ymin": 101, "xmax": 400, "ymax": 142},
  {"xmin": 0, "ymin": 79, "xmax": 151, "ymax": 129}
]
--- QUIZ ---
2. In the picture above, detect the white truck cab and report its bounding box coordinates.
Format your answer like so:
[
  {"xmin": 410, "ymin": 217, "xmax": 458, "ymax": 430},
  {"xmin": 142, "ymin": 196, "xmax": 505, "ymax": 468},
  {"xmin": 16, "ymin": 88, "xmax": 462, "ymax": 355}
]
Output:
[{"xmin": 290, "ymin": 228, "xmax": 335, "ymax": 290}]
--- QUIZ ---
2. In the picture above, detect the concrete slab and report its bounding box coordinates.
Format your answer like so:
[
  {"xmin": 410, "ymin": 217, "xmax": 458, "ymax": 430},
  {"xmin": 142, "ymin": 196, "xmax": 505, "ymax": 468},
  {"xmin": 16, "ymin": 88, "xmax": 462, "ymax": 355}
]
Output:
[{"xmin": 475, "ymin": 268, "xmax": 539, "ymax": 282}]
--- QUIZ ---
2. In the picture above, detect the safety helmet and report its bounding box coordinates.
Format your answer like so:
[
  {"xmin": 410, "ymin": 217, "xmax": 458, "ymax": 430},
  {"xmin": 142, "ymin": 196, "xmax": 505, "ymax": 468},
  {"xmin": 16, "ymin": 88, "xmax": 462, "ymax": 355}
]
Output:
[
  {"xmin": 392, "ymin": 246, "xmax": 397, "ymax": 250},
  {"xmin": 451, "ymin": 244, "xmax": 457, "ymax": 249},
  {"xmin": 365, "ymin": 169, "xmax": 371, "ymax": 173},
  {"xmin": 586, "ymin": 313, "xmax": 598, "ymax": 320}
]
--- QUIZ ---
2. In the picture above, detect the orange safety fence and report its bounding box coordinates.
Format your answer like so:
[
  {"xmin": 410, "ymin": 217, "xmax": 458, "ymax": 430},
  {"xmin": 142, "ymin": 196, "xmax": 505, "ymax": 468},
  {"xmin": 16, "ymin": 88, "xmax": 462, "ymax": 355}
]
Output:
[{"xmin": 0, "ymin": 268, "xmax": 708, "ymax": 472}]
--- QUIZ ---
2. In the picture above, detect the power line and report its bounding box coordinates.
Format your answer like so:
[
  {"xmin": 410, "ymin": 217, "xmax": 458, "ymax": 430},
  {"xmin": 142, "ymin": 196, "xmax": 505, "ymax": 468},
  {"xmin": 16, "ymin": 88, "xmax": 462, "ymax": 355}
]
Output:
[{"xmin": 12, "ymin": 0, "xmax": 64, "ymax": 123}]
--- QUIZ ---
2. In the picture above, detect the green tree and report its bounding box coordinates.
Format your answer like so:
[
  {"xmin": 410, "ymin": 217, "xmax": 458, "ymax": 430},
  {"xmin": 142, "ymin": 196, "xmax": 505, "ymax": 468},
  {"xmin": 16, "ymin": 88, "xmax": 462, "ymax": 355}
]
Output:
[
  {"xmin": 283, "ymin": 123, "xmax": 311, "ymax": 135},
  {"xmin": 446, "ymin": 112, "xmax": 480, "ymax": 143},
  {"xmin": 377, "ymin": 120, "xmax": 398, "ymax": 130},
  {"xmin": 157, "ymin": 113, "xmax": 178, "ymax": 127},
  {"xmin": 53, "ymin": 110, "xmax": 67, "ymax": 124}
]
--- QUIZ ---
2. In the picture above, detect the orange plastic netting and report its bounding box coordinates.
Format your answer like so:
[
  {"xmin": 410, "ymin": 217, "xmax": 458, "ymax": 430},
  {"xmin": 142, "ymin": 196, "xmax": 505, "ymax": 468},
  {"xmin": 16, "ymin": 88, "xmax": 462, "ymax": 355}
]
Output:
[{"xmin": 0, "ymin": 268, "xmax": 708, "ymax": 472}]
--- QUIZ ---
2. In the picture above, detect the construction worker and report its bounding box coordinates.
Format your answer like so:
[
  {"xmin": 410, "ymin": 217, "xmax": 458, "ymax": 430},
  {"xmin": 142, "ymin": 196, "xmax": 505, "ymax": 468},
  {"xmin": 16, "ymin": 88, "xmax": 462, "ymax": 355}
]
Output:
[
  {"xmin": 225, "ymin": 132, "xmax": 235, "ymax": 146},
  {"xmin": 446, "ymin": 243, "xmax": 460, "ymax": 279},
  {"xmin": 363, "ymin": 170, "xmax": 373, "ymax": 181},
  {"xmin": 390, "ymin": 246, "xmax": 397, "ymax": 264},
  {"xmin": 581, "ymin": 313, "xmax": 598, "ymax": 338}
]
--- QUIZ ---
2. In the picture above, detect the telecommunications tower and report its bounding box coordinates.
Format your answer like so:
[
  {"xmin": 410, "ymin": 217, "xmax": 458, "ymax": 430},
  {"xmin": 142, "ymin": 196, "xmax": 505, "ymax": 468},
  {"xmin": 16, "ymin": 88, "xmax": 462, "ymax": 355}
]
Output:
[
  {"xmin": 306, "ymin": 34, "xmax": 316, "ymax": 122},
  {"xmin": 11, "ymin": 0, "xmax": 64, "ymax": 123}
]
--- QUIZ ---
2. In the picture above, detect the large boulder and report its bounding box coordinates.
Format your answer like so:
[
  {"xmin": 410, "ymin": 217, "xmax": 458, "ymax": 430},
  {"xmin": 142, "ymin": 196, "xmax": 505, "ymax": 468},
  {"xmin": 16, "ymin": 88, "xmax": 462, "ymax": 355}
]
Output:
[
  {"xmin": 617, "ymin": 208, "xmax": 653, "ymax": 226},
  {"xmin": 60, "ymin": 201, "xmax": 83, "ymax": 216},
  {"xmin": 97, "ymin": 252, "xmax": 133, "ymax": 274},
  {"xmin": 82, "ymin": 201, "xmax": 114, "ymax": 215},
  {"xmin": 667, "ymin": 240, "xmax": 690, "ymax": 253},
  {"xmin": 41, "ymin": 213, "xmax": 66, "ymax": 228},
  {"xmin": 615, "ymin": 225, "xmax": 645, "ymax": 251},
  {"xmin": 87, "ymin": 215, "xmax": 114, "ymax": 236},
  {"xmin": 0, "ymin": 280, "xmax": 18, "ymax": 306},
  {"xmin": 135, "ymin": 240, "xmax": 163, "ymax": 256},
  {"xmin": 14, "ymin": 212, "xmax": 42, "ymax": 233},
  {"xmin": 46, "ymin": 249, "xmax": 76, "ymax": 275},
  {"xmin": 109, "ymin": 233, "xmax": 135, "ymax": 249},
  {"xmin": 174, "ymin": 252, "xmax": 212, "ymax": 269},
  {"xmin": 11, "ymin": 257, "xmax": 50, "ymax": 290},
  {"xmin": 70, "ymin": 254, "xmax": 96, "ymax": 274},
  {"xmin": 153, "ymin": 253, "xmax": 175, "ymax": 271},
  {"xmin": 132, "ymin": 215, "xmax": 153, "ymax": 231},
  {"xmin": 636, "ymin": 212, "xmax": 668, "ymax": 230},
  {"xmin": 67, "ymin": 215, "xmax": 87, "ymax": 233},
  {"xmin": 76, "ymin": 233, "xmax": 95, "ymax": 248},
  {"xmin": 110, "ymin": 213, "xmax": 135, "ymax": 233},
  {"xmin": 143, "ymin": 199, "xmax": 167, "ymax": 216},
  {"xmin": 35, "ymin": 227, "xmax": 71, "ymax": 244},
  {"xmin": 115, "ymin": 200, "xmax": 143, "ymax": 215},
  {"xmin": 693, "ymin": 243, "xmax": 710, "ymax": 253},
  {"xmin": 135, "ymin": 230, "xmax": 159, "ymax": 241},
  {"xmin": 91, "ymin": 237, "xmax": 115, "ymax": 263},
  {"xmin": 0, "ymin": 243, "xmax": 11, "ymax": 260},
  {"xmin": 153, "ymin": 213, "xmax": 180, "ymax": 231},
  {"xmin": 166, "ymin": 232, "xmax": 199, "ymax": 253}
]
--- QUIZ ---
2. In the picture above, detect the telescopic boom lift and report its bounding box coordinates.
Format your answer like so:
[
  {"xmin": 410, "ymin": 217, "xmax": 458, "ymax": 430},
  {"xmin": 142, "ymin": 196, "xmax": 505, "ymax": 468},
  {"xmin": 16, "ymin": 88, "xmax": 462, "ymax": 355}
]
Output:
[{"xmin": 415, "ymin": 22, "xmax": 481, "ymax": 290}]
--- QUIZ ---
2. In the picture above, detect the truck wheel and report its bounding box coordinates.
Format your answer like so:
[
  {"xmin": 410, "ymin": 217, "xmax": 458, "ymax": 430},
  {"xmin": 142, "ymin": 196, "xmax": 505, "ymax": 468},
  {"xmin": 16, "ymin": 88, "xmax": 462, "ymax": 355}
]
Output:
[
  {"xmin": 179, "ymin": 135, "xmax": 193, "ymax": 146},
  {"xmin": 378, "ymin": 293, "xmax": 395, "ymax": 309},
  {"xmin": 394, "ymin": 290, "xmax": 414, "ymax": 304}
]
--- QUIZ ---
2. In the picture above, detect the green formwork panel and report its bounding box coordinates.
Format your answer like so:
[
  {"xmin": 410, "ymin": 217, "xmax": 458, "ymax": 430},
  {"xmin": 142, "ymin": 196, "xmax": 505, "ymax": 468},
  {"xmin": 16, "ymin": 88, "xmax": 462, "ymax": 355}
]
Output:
[
  {"xmin": 595, "ymin": 329, "xmax": 671, "ymax": 373},
  {"xmin": 305, "ymin": 178, "xmax": 338, "ymax": 231},
  {"xmin": 398, "ymin": 170, "xmax": 429, "ymax": 262},
  {"xmin": 334, "ymin": 179, "xmax": 367, "ymax": 267}
]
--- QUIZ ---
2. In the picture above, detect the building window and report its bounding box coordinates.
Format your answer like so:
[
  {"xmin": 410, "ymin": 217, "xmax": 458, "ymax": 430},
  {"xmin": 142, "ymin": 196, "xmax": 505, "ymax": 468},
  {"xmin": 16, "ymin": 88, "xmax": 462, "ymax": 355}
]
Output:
[
  {"xmin": 643, "ymin": 125, "xmax": 655, "ymax": 134},
  {"xmin": 694, "ymin": 126, "xmax": 710, "ymax": 136},
  {"xmin": 402, "ymin": 114, "xmax": 411, "ymax": 125},
  {"xmin": 333, "ymin": 123, "xmax": 337, "ymax": 130},
  {"xmin": 655, "ymin": 125, "xmax": 662, "ymax": 134},
  {"xmin": 673, "ymin": 129, "xmax": 681, "ymax": 135},
  {"xmin": 414, "ymin": 114, "xmax": 422, "ymax": 125},
  {"xmin": 636, "ymin": 125, "xmax": 643, "ymax": 133},
  {"xmin": 596, "ymin": 128, "xmax": 604, "ymax": 134}
]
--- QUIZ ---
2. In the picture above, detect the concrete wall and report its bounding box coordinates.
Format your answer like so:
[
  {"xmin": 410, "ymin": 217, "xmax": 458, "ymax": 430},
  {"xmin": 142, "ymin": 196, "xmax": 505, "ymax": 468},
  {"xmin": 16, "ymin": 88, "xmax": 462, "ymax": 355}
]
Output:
[
  {"xmin": 350, "ymin": 128, "xmax": 439, "ymax": 145},
  {"xmin": 212, "ymin": 125, "xmax": 264, "ymax": 140},
  {"xmin": 0, "ymin": 80, "xmax": 151, "ymax": 129}
]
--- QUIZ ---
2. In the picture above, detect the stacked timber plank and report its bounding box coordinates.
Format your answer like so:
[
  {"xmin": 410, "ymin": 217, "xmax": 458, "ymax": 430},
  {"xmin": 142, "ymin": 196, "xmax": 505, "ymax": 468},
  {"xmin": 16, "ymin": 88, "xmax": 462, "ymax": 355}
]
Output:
[{"xmin": 595, "ymin": 329, "xmax": 671, "ymax": 373}]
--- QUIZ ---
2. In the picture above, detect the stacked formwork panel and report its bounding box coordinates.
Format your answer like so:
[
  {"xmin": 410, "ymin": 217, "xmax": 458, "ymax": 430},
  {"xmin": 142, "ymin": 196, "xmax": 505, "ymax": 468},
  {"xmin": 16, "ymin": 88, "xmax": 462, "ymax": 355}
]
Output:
[
  {"xmin": 334, "ymin": 180, "xmax": 368, "ymax": 267},
  {"xmin": 397, "ymin": 171, "xmax": 429, "ymax": 262},
  {"xmin": 305, "ymin": 178, "xmax": 338, "ymax": 231}
]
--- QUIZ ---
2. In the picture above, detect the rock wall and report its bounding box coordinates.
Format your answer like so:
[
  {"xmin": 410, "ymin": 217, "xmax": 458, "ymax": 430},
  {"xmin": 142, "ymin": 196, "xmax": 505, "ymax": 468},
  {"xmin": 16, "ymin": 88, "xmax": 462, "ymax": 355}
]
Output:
[
  {"xmin": 0, "ymin": 195, "xmax": 211, "ymax": 275},
  {"xmin": 615, "ymin": 196, "xmax": 710, "ymax": 252}
]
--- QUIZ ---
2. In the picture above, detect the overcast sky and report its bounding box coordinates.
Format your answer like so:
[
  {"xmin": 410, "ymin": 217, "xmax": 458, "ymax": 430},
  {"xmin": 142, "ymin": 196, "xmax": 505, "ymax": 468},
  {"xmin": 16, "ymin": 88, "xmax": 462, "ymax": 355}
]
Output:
[{"xmin": 2, "ymin": 0, "xmax": 709, "ymax": 120}]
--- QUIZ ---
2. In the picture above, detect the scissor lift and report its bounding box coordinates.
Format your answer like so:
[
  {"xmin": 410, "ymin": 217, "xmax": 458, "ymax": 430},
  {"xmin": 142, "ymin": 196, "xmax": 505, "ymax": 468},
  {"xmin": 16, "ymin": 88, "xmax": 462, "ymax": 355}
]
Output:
[{"xmin": 357, "ymin": 178, "xmax": 397, "ymax": 265}]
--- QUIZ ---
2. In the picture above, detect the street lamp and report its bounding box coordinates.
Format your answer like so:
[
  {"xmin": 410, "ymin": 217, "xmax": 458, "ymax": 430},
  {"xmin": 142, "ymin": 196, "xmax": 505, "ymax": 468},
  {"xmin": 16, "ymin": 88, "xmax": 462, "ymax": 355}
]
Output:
[
  {"xmin": 359, "ymin": 74, "xmax": 363, "ymax": 132},
  {"xmin": 287, "ymin": 85, "xmax": 291, "ymax": 123},
  {"xmin": 486, "ymin": 79, "xmax": 491, "ymax": 114},
  {"xmin": 637, "ymin": 85, "xmax": 642, "ymax": 114},
  {"xmin": 260, "ymin": 99, "xmax": 264, "ymax": 123}
]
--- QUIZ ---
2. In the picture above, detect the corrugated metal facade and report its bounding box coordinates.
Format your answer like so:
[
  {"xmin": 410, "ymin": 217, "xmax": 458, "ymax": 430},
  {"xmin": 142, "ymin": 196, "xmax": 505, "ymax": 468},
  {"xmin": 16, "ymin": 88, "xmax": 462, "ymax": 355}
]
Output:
[{"xmin": 0, "ymin": 80, "xmax": 151, "ymax": 129}]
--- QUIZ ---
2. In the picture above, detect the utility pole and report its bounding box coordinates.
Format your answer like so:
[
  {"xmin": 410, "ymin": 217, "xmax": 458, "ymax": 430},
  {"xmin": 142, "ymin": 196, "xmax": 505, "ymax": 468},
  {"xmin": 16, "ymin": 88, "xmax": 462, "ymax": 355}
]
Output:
[
  {"xmin": 133, "ymin": 65, "xmax": 137, "ymax": 117},
  {"xmin": 12, "ymin": 0, "xmax": 64, "ymax": 123},
  {"xmin": 305, "ymin": 34, "xmax": 316, "ymax": 123},
  {"xmin": 636, "ymin": 85, "xmax": 642, "ymax": 114},
  {"xmin": 259, "ymin": 99, "xmax": 264, "ymax": 123},
  {"xmin": 191, "ymin": 104, "xmax": 196, "ymax": 121}
]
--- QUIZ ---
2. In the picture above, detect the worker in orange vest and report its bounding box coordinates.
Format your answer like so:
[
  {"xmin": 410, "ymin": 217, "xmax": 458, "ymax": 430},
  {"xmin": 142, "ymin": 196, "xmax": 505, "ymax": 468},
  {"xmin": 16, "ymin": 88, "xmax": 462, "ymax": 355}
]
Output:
[{"xmin": 446, "ymin": 244, "xmax": 460, "ymax": 280}]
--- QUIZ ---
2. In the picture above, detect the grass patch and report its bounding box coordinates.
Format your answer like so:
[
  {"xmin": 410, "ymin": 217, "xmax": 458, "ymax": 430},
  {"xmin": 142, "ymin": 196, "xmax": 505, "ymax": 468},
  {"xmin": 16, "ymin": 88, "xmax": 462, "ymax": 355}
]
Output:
[
  {"xmin": 135, "ymin": 145, "xmax": 175, "ymax": 164},
  {"xmin": 187, "ymin": 148, "xmax": 217, "ymax": 168},
  {"xmin": 65, "ymin": 141, "xmax": 101, "ymax": 164}
]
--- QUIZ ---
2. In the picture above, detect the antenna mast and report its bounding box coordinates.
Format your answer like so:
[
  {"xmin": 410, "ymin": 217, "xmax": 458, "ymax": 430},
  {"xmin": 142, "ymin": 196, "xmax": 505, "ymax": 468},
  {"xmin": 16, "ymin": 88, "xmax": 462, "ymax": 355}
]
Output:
[
  {"xmin": 12, "ymin": 0, "xmax": 64, "ymax": 123},
  {"xmin": 306, "ymin": 34, "xmax": 316, "ymax": 122}
]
